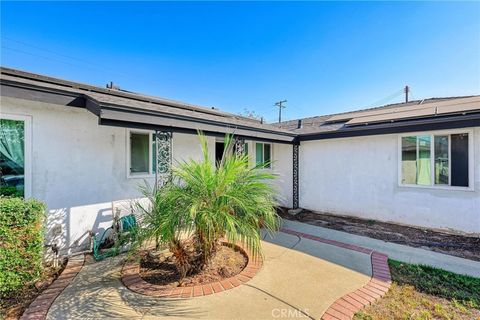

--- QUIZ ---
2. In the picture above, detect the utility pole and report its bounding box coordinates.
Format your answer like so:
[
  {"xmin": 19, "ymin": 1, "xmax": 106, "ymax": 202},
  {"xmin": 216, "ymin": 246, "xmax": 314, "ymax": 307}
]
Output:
[
  {"xmin": 404, "ymin": 85, "xmax": 409, "ymax": 103},
  {"xmin": 275, "ymin": 100, "xmax": 287, "ymax": 123}
]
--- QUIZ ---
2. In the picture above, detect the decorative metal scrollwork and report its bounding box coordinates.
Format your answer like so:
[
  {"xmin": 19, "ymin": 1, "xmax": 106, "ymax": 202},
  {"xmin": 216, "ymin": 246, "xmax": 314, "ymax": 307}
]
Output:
[
  {"xmin": 293, "ymin": 143, "xmax": 299, "ymax": 209},
  {"xmin": 154, "ymin": 131, "xmax": 172, "ymax": 188},
  {"xmin": 233, "ymin": 137, "xmax": 246, "ymax": 157}
]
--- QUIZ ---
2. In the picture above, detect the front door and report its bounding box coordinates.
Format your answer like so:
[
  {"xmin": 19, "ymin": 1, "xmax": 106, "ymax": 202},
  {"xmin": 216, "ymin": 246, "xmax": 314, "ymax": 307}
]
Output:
[{"xmin": 215, "ymin": 141, "xmax": 225, "ymax": 166}]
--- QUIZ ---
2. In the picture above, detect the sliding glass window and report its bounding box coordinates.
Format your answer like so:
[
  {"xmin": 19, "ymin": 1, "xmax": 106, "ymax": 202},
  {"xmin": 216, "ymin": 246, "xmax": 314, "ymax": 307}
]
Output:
[{"xmin": 401, "ymin": 133, "xmax": 470, "ymax": 188}]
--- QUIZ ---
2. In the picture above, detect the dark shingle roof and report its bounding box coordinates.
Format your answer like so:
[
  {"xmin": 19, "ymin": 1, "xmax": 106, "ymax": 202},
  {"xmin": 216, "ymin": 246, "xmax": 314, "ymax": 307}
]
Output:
[
  {"xmin": 275, "ymin": 96, "xmax": 480, "ymax": 134},
  {"xmin": 0, "ymin": 66, "xmax": 294, "ymax": 136}
]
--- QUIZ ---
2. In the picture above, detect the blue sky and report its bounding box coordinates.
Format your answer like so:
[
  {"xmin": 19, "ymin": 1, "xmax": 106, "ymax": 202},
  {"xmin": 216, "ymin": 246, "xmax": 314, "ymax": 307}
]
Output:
[{"xmin": 1, "ymin": 1, "xmax": 479, "ymax": 122}]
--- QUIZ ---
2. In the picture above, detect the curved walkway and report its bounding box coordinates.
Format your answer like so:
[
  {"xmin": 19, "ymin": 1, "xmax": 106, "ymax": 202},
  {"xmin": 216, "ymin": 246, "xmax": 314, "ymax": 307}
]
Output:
[{"xmin": 47, "ymin": 230, "xmax": 377, "ymax": 320}]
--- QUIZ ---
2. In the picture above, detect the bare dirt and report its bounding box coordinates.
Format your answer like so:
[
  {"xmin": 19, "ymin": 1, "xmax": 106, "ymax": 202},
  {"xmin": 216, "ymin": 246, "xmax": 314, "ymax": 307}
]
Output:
[
  {"xmin": 277, "ymin": 208, "xmax": 480, "ymax": 262},
  {"xmin": 139, "ymin": 245, "xmax": 247, "ymax": 287}
]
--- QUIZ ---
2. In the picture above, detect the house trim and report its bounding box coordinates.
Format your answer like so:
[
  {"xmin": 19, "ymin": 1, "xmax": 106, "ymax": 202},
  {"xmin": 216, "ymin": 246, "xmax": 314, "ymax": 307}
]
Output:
[{"xmin": 298, "ymin": 114, "xmax": 480, "ymax": 142}]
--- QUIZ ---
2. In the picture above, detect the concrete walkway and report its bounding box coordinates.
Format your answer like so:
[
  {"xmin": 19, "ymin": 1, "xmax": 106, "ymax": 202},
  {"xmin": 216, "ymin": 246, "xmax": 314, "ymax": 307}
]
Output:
[
  {"xmin": 47, "ymin": 231, "xmax": 372, "ymax": 320},
  {"xmin": 282, "ymin": 220, "xmax": 480, "ymax": 278}
]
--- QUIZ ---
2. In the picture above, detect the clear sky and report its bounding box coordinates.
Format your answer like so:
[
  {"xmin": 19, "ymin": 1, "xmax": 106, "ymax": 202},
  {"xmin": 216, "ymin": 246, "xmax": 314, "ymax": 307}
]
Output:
[{"xmin": 1, "ymin": 1, "xmax": 479, "ymax": 123}]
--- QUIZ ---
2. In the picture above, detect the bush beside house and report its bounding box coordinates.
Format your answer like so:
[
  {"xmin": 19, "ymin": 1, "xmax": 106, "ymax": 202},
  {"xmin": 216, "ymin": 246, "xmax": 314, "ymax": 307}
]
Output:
[{"xmin": 0, "ymin": 197, "xmax": 46, "ymax": 299}]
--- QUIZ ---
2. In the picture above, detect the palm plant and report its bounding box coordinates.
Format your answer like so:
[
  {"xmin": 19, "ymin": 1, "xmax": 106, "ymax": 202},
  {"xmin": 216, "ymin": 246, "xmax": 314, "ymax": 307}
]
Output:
[{"xmin": 134, "ymin": 133, "xmax": 280, "ymax": 280}]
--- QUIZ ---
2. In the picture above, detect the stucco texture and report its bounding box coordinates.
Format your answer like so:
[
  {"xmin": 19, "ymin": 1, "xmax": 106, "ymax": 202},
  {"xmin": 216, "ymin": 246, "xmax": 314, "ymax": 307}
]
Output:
[{"xmin": 299, "ymin": 129, "xmax": 480, "ymax": 234}]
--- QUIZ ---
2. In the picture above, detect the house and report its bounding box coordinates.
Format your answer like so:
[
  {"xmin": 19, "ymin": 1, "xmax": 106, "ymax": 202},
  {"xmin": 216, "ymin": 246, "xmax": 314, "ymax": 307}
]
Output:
[
  {"xmin": 276, "ymin": 97, "xmax": 479, "ymax": 235},
  {"xmin": 1, "ymin": 67, "xmax": 479, "ymax": 256}
]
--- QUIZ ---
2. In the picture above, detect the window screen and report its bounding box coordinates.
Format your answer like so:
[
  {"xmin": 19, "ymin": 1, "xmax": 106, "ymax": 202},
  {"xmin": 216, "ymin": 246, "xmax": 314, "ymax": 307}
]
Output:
[
  {"xmin": 401, "ymin": 136, "xmax": 417, "ymax": 184},
  {"xmin": 434, "ymin": 136, "xmax": 449, "ymax": 185},
  {"xmin": 417, "ymin": 135, "xmax": 431, "ymax": 185}
]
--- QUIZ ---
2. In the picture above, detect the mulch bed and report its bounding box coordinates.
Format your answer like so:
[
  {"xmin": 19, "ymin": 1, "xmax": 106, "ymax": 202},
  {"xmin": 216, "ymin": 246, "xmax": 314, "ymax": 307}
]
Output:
[
  {"xmin": 139, "ymin": 245, "xmax": 247, "ymax": 287},
  {"xmin": 278, "ymin": 208, "xmax": 480, "ymax": 261},
  {"xmin": 1, "ymin": 261, "xmax": 66, "ymax": 320}
]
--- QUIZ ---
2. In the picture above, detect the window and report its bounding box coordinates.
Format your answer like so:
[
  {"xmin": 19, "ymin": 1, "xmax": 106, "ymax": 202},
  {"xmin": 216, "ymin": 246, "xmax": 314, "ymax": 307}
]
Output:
[
  {"xmin": 255, "ymin": 142, "xmax": 272, "ymax": 168},
  {"xmin": 130, "ymin": 132, "xmax": 150, "ymax": 174},
  {"xmin": 0, "ymin": 115, "xmax": 31, "ymax": 198},
  {"xmin": 400, "ymin": 132, "xmax": 471, "ymax": 188},
  {"xmin": 128, "ymin": 130, "xmax": 155, "ymax": 177}
]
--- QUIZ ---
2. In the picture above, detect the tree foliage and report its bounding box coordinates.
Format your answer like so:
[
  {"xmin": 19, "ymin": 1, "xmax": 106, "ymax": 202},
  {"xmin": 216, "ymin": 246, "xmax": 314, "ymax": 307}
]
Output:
[{"xmin": 134, "ymin": 133, "xmax": 280, "ymax": 280}]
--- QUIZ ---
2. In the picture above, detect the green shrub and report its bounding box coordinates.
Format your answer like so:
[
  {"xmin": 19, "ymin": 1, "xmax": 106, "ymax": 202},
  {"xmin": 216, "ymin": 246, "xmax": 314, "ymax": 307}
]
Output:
[
  {"xmin": 0, "ymin": 186, "xmax": 23, "ymax": 198},
  {"xmin": 0, "ymin": 197, "xmax": 46, "ymax": 298}
]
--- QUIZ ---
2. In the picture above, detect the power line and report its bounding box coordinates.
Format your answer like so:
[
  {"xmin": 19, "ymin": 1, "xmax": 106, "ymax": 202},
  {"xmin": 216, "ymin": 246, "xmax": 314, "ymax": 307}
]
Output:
[
  {"xmin": 363, "ymin": 88, "xmax": 404, "ymax": 109},
  {"xmin": 1, "ymin": 36, "xmax": 128, "ymax": 78},
  {"xmin": 1, "ymin": 46, "xmax": 102, "ymax": 70}
]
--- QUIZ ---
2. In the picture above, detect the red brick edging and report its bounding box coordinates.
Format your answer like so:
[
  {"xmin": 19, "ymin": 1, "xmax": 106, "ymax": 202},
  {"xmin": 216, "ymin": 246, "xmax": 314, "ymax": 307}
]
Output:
[
  {"xmin": 20, "ymin": 254, "xmax": 85, "ymax": 320},
  {"xmin": 280, "ymin": 228, "xmax": 392, "ymax": 320},
  {"xmin": 121, "ymin": 242, "xmax": 262, "ymax": 298}
]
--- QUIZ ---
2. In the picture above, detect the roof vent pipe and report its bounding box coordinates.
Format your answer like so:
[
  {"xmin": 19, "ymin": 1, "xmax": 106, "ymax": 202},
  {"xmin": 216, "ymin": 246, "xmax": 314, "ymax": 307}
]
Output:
[
  {"xmin": 297, "ymin": 119, "xmax": 302, "ymax": 129},
  {"xmin": 106, "ymin": 81, "xmax": 120, "ymax": 90}
]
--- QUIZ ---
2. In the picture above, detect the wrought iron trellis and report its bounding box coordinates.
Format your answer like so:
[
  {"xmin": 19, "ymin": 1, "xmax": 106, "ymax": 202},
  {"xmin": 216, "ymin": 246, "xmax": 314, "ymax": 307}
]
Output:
[
  {"xmin": 154, "ymin": 131, "xmax": 172, "ymax": 188},
  {"xmin": 233, "ymin": 137, "xmax": 246, "ymax": 157},
  {"xmin": 292, "ymin": 142, "xmax": 299, "ymax": 209}
]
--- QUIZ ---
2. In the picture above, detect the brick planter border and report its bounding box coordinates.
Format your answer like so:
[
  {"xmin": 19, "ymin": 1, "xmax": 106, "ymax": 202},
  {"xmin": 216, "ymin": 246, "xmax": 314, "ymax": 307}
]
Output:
[
  {"xmin": 280, "ymin": 228, "xmax": 391, "ymax": 320},
  {"xmin": 121, "ymin": 242, "xmax": 262, "ymax": 298},
  {"xmin": 20, "ymin": 255, "xmax": 85, "ymax": 320}
]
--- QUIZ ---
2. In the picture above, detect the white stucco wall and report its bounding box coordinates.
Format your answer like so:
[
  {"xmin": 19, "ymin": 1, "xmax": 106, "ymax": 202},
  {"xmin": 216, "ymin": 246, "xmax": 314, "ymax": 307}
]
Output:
[
  {"xmin": 299, "ymin": 128, "xmax": 480, "ymax": 234},
  {"xmin": 0, "ymin": 97, "xmax": 220, "ymax": 254},
  {"xmin": 1, "ymin": 96, "xmax": 293, "ymax": 254}
]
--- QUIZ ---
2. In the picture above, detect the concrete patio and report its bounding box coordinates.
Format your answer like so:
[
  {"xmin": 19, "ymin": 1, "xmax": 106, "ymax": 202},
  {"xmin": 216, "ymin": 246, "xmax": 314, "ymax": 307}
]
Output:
[{"xmin": 47, "ymin": 231, "xmax": 373, "ymax": 320}]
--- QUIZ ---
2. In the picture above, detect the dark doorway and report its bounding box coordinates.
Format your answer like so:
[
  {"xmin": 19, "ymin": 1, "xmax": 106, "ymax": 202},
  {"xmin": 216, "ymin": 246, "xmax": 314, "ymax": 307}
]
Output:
[{"xmin": 215, "ymin": 142, "xmax": 225, "ymax": 165}]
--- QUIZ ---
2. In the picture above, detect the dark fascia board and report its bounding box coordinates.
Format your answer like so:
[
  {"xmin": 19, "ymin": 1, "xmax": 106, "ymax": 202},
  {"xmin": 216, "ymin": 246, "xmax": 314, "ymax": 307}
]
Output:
[
  {"xmin": 1, "ymin": 66, "xmax": 260, "ymax": 122},
  {"xmin": 99, "ymin": 119, "xmax": 293, "ymax": 144},
  {"xmin": 0, "ymin": 81, "xmax": 85, "ymax": 107},
  {"xmin": 99, "ymin": 107, "xmax": 295, "ymax": 143},
  {"xmin": 0, "ymin": 80, "xmax": 295, "ymax": 143},
  {"xmin": 298, "ymin": 113, "xmax": 480, "ymax": 141},
  {"xmin": 3, "ymin": 77, "xmax": 478, "ymax": 143},
  {"xmin": 86, "ymin": 96, "xmax": 296, "ymax": 143}
]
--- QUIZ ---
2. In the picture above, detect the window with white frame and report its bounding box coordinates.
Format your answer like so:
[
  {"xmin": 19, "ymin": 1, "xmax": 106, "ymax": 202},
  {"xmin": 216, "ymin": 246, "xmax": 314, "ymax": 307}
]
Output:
[
  {"xmin": 400, "ymin": 132, "xmax": 471, "ymax": 188},
  {"xmin": 255, "ymin": 142, "xmax": 271, "ymax": 168},
  {"xmin": 127, "ymin": 130, "xmax": 158, "ymax": 177}
]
